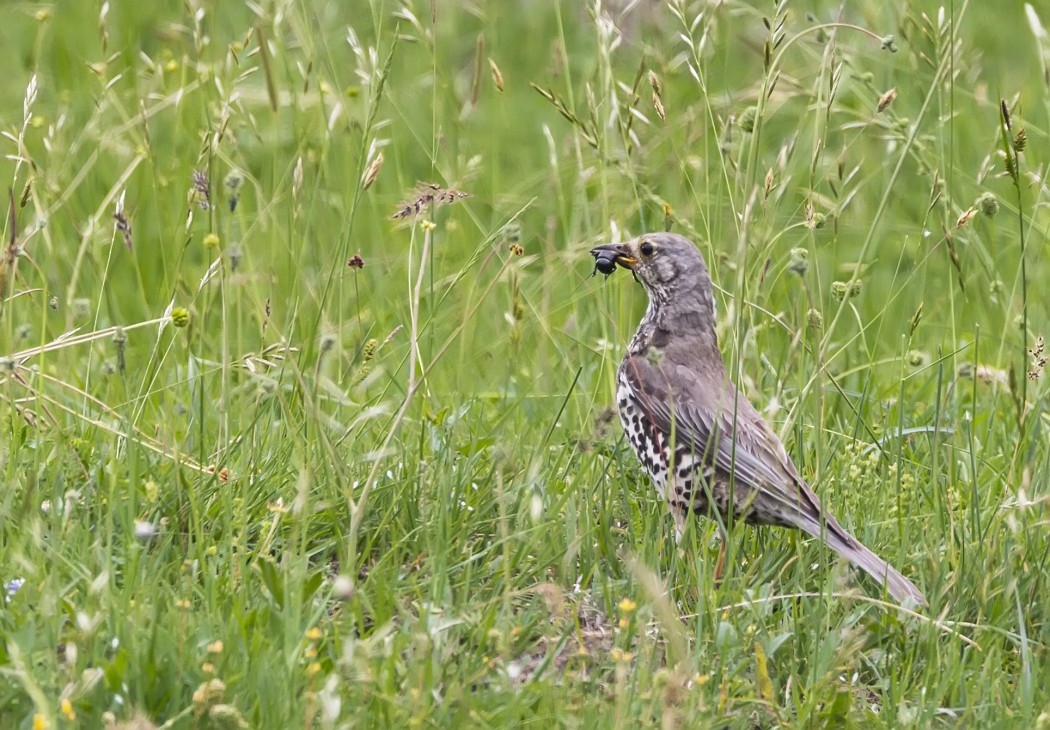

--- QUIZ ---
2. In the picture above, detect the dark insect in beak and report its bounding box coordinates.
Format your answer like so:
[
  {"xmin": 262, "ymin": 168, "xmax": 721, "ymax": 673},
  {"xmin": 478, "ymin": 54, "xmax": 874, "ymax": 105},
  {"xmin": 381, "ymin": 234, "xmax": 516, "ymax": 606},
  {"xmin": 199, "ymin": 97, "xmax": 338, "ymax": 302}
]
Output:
[
  {"xmin": 591, "ymin": 251, "xmax": 618, "ymax": 278},
  {"xmin": 590, "ymin": 247, "xmax": 641, "ymax": 283}
]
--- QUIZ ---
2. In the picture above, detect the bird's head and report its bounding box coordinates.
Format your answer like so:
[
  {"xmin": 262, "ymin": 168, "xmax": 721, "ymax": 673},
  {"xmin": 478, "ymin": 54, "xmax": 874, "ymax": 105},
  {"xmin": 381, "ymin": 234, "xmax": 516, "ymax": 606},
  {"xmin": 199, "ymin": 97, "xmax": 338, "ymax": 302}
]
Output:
[{"xmin": 590, "ymin": 233, "xmax": 715, "ymax": 314}]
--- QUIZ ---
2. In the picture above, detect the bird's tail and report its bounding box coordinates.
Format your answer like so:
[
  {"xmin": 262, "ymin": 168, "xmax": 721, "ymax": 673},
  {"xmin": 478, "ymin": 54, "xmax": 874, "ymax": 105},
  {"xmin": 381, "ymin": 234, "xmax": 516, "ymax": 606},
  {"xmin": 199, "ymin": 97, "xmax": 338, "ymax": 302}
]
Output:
[{"xmin": 798, "ymin": 513, "xmax": 926, "ymax": 606}]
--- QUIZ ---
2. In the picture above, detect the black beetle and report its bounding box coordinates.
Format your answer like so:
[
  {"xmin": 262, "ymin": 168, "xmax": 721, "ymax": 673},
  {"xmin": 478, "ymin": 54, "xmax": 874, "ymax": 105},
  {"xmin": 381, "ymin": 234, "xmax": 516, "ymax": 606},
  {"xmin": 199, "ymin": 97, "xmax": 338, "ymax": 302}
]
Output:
[{"xmin": 591, "ymin": 250, "xmax": 618, "ymax": 278}]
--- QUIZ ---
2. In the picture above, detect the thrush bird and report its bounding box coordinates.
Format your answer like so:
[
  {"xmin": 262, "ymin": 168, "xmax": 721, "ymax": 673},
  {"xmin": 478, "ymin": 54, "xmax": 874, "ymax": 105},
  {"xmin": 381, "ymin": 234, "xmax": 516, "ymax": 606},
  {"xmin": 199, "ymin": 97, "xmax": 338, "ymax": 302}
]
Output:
[{"xmin": 591, "ymin": 233, "xmax": 925, "ymax": 606}]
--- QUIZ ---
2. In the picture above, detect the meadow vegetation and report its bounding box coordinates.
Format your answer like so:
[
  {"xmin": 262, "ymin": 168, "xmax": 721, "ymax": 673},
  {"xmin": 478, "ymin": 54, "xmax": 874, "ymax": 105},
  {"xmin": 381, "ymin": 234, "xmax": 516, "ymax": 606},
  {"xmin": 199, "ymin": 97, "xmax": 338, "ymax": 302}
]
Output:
[{"xmin": 1, "ymin": 0, "xmax": 1048, "ymax": 726}]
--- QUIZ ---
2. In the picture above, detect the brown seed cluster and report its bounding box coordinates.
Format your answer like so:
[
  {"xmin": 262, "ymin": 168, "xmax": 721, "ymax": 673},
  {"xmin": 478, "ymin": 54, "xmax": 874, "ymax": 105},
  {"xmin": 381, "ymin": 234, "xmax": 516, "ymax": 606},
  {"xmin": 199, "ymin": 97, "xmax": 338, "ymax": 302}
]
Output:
[
  {"xmin": 192, "ymin": 170, "xmax": 211, "ymax": 210},
  {"xmin": 113, "ymin": 208, "xmax": 132, "ymax": 250},
  {"xmin": 876, "ymin": 87, "xmax": 897, "ymax": 113},
  {"xmin": 391, "ymin": 182, "xmax": 469, "ymax": 220},
  {"xmin": 361, "ymin": 152, "xmax": 384, "ymax": 190},
  {"xmin": 1030, "ymin": 336, "xmax": 1046, "ymax": 380}
]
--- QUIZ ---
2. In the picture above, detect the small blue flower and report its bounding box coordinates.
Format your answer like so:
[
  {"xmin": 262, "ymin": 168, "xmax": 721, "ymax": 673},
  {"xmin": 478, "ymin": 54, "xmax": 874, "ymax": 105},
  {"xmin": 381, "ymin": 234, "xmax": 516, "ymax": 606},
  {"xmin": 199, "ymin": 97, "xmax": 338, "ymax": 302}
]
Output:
[{"xmin": 5, "ymin": 577, "xmax": 25, "ymax": 600}]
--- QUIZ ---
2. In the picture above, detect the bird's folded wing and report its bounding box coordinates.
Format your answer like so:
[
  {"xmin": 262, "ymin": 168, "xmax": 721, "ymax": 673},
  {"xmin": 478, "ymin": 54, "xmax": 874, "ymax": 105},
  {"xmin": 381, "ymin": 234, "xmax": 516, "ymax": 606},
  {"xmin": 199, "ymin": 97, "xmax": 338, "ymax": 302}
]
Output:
[{"xmin": 622, "ymin": 356, "xmax": 816, "ymax": 519}]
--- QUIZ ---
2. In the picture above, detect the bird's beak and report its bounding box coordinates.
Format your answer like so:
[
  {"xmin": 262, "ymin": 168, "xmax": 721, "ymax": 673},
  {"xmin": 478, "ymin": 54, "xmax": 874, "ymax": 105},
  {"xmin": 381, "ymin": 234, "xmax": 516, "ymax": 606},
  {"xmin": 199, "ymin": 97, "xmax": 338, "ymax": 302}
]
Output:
[{"xmin": 589, "ymin": 243, "xmax": 638, "ymax": 270}]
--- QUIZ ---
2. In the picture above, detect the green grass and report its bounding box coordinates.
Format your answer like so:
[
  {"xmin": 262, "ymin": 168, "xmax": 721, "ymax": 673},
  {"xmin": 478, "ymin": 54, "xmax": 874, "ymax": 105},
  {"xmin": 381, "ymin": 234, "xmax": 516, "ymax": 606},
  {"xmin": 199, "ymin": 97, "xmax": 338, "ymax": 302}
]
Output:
[{"xmin": 1, "ymin": 0, "xmax": 1047, "ymax": 726}]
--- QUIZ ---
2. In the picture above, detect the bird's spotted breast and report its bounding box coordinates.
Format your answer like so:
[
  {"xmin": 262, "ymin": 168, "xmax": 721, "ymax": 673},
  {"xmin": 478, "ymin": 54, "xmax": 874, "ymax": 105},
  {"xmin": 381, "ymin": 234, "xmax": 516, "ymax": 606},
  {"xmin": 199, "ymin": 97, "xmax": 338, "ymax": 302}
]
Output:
[
  {"xmin": 616, "ymin": 366, "xmax": 714, "ymax": 516},
  {"xmin": 616, "ymin": 370, "xmax": 667, "ymax": 492}
]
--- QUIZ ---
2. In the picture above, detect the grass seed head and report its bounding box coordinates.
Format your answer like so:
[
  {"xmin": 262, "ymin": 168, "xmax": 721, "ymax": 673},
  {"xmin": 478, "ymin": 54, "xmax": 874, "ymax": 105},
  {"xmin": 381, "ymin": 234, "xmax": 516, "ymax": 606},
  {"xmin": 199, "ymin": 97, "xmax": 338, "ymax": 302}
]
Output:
[
  {"xmin": 956, "ymin": 207, "xmax": 977, "ymax": 228},
  {"xmin": 788, "ymin": 247, "xmax": 809, "ymax": 275},
  {"xmin": 1029, "ymin": 336, "xmax": 1046, "ymax": 380},
  {"xmin": 877, "ymin": 87, "xmax": 897, "ymax": 113},
  {"xmin": 392, "ymin": 182, "xmax": 469, "ymax": 220},
  {"xmin": 361, "ymin": 152, "xmax": 384, "ymax": 190},
  {"xmin": 362, "ymin": 338, "xmax": 378, "ymax": 361},
  {"xmin": 113, "ymin": 208, "xmax": 132, "ymax": 249},
  {"xmin": 976, "ymin": 192, "xmax": 999, "ymax": 217},
  {"xmin": 830, "ymin": 280, "xmax": 861, "ymax": 301},
  {"xmin": 489, "ymin": 58, "xmax": 504, "ymax": 92},
  {"xmin": 738, "ymin": 106, "xmax": 758, "ymax": 133},
  {"xmin": 1013, "ymin": 127, "xmax": 1027, "ymax": 153},
  {"xmin": 171, "ymin": 307, "xmax": 190, "ymax": 328},
  {"xmin": 191, "ymin": 170, "xmax": 211, "ymax": 210},
  {"xmin": 907, "ymin": 350, "xmax": 929, "ymax": 367}
]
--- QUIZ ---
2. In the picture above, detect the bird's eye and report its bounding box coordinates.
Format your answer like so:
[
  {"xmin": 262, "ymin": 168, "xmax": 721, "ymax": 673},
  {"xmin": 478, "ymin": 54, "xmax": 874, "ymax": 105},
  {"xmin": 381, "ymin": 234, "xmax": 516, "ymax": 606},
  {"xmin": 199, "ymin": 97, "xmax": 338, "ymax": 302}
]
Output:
[{"xmin": 639, "ymin": 241, "xmax": 655, "ymax": 256}]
